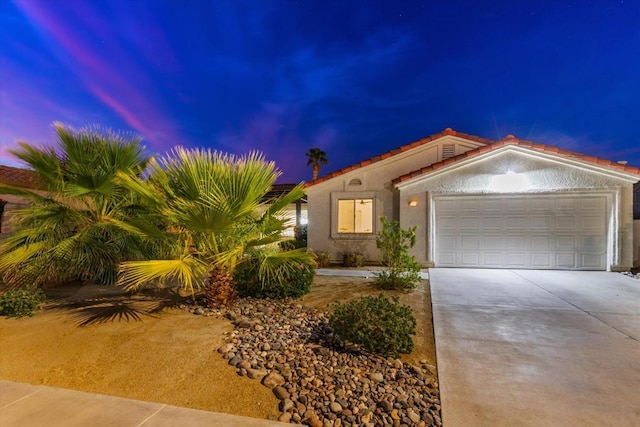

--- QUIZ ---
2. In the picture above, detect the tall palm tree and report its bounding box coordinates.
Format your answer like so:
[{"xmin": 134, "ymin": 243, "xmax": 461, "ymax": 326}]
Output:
[
  {"xmin": 116, "ymin": 147, "xmax": 314, "ymax": 305},
  {"xmin": 305, "ymin": 147, "xmax": 328, "ymax": 181},
  {"xmin": 0, "ymin": 123, "xmax": 153, "ymax": 287}
]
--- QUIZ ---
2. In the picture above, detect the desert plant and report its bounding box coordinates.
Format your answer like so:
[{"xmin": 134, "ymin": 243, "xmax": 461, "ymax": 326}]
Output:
[
  {"xmin": 374, "ymin": 217, "xmax": 421, "ymax": 290},
  {"xmin": 329, "ymin": 294, "xmax": 416, "ymax": 357},
  {"xmin": 116, "ymin": 148, "xmax": 315, "ymax": 306},
  {"xmin": 234, "ymin": 256, "xmax": 315, "ymax": 299},
  {"xmin": 313, "ymin": 251, "xmax": 332, "ymax": 267},
  {"xmin": 0, "ymin": 123, "xmax": 154, "ymax": 287},
  {"xmin": 343, "ymin": 252, "xmax": 365, "ymax": 267},
  {"xmin": 0, "ymin": 286, "xmax": 46, "ymax": 317}
]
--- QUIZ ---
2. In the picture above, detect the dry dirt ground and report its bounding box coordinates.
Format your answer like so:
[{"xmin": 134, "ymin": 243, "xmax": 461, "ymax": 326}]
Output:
[{"xmin": 0, "ymin": 276, "xmax": 436, "ymax": 420}]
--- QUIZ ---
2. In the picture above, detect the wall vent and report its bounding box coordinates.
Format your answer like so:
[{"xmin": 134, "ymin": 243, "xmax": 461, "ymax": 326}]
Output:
[
  {"xmin": 442, "ymin": 144, "xmax": 455, "ymax": 160},
  {"xmin": 348, "ymin": 178, "xmax": 362, "ymax": 186}
]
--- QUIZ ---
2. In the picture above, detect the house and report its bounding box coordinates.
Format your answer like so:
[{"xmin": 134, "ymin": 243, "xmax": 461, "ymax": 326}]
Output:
[
  {"xmin": 305, "ymin": 128, "xmax": 640, "ymax": 271},
  {"xmin": 0, "ymin": 165, "xmax": 45, "ymax": 238}
]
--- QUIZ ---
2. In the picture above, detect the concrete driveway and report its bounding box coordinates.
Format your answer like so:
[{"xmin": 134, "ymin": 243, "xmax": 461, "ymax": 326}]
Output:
[{"xmin": 429, "ymin": 269, "xmax": 640, "ymax": 427}]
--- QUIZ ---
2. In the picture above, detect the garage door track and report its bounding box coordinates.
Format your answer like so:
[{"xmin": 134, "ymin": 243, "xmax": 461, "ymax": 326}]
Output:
[{"xmin": 430, "ymin": 269, "xmax": 640, "ymax": 427}]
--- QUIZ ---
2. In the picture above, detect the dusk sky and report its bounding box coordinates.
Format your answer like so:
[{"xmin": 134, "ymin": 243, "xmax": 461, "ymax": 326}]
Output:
[{"xmin": 1, "ymin": 0, "xmax": 639, "ymax": 183}]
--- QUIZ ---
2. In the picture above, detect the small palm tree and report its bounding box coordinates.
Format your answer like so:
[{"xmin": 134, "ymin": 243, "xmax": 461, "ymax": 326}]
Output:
[
  {"xmin": 0, "ymin": 123, "xmax": 153, "ymax": 287},
  {"xmin": 116, "ymin": 147, "xmax": 314, "ymax": 305},
  {"xmin": 305, "ymin": 147, "xmax": 328, "ymax": 181}
]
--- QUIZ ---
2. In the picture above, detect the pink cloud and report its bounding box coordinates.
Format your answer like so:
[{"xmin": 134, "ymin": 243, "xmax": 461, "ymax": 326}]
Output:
[{"xmin": 12, "ymin": 0, "xmax": 187, "ymax": 152}]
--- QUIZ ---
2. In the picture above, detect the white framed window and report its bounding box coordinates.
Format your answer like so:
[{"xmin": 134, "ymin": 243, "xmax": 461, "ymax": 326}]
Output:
[
  {"xmin": 338, "ymin": 199, "xmax": 373, "ymax": 233},
  {"xmin": 331, "ymin": 191, "xmax": 377, "ymax": 238}
]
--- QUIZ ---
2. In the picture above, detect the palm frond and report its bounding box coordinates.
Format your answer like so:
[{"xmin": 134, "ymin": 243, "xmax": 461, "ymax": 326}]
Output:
[{"xmin": 118, "ymin": 257, "xmax": 209, "ymax": 295}]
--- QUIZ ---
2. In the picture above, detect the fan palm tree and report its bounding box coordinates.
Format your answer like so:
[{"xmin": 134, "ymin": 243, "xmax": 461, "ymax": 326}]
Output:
[
  {"xmin": 116, "ymin": 147, "xmax": 314, "ymax": 305},
  {"xmin": 0, "ymin": 123, "xmax": 154, "ymax": 287},
  {"xmin": 305, "ymin": 147, "xmax": 328, "ymax": 181}
]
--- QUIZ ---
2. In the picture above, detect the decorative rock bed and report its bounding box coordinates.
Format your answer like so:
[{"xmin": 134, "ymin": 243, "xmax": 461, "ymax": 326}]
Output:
[
  {"xmin": 213, "ymin": 298, "xmax": 441, "ymax": 427},
  {"xmin": 621, "ymin": 271, "xmax": 640, "ymax": 280}
]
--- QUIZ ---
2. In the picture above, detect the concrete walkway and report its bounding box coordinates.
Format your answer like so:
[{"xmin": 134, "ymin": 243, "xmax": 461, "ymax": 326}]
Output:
[
  {"xmin": 0, "ymin": 380, "xmax": 284, "ymax": 427},
  {"xmin": 430, "ymin": 269, "xmax": 640, "ymax": 427}
]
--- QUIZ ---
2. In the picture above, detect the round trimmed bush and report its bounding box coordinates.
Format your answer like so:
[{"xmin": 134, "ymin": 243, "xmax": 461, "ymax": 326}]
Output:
[{"xmin": 329, "ymin": 293, "xmax": 416, "ymax": 357}]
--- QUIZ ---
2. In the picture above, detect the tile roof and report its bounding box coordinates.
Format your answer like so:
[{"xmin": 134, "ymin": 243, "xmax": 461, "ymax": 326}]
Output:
[
  {"xmin": 0, "ymin": 165, "xmax": 41, "ymax": 189},
  {"xmin": 392, "ymin": 135, "xmax": 640, "ymax": 185},
  {"xmin": 305, "ymin": 128, "xmax": 493, "ymax": 187}
]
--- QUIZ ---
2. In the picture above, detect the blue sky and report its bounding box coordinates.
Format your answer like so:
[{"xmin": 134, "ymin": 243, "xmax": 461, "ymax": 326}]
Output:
[{"xmin": 1, "ymin": 0, "xmax": 639, "ymax": 182}]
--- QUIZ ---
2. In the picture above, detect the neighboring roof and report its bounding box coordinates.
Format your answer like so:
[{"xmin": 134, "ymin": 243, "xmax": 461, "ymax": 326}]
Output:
[
  {"xmin": 263, "ymin": 183, "xmax": 306, "ymax": 203},
  {"xmin": 0, "ymin": 165, "xmax": 41, "ymax": 189},
  {"xmin": 305, "ymin": 128, "xmax": 493, "ymax": 187},
  {"xmin": 393, "ymin": 135, "xmax": 640, "ymax": 185}
]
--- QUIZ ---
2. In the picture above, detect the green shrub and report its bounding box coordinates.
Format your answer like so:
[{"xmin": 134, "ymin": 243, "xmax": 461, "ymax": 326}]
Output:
[
  {"xmin": 374, "ymin": 217, "xmax": 421, "ymax": 290},
  {"xmin": 329, "ymin": 294, "xmax": 416, "ymax": 357},
  {"xmin": 0, "ymin": 286, "xmax": 46, "ymax": 318},
  {"xmin": 234, "ymin": 258, "xmax": 315, "ymax": 299},
  {"xmin": 343, "ymin": 252, "xmax": 365, "ymax": 267},
  {"xmin": 313, "ymin": 251, "xmax": 332, "ymax": 268}
]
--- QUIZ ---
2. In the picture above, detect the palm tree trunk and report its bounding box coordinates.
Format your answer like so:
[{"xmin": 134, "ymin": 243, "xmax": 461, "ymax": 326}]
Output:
[
  {"xmin": 312, "ymin": 164, "xmax": 319, "ymax": 180},
  {"xmin": 203, "ymin": 267, "xmax": 237, "ymax": 308}
]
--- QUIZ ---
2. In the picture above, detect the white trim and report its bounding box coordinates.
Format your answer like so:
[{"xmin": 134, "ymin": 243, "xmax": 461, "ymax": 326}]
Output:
[{"xmin": 396, "ymin": 145, "xmax": 640, "ymax": 190}]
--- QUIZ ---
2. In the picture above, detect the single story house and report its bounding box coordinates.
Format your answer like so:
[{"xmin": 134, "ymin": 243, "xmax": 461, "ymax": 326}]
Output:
[{"xmin": 305, "ymin": 128, "xmax": 640, "ymax": 271}]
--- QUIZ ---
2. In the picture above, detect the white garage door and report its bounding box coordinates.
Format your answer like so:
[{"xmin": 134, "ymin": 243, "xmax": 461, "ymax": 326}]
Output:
[{"xmin": 434, "ymin": 194, "xmax": 607, "ymax": 270}]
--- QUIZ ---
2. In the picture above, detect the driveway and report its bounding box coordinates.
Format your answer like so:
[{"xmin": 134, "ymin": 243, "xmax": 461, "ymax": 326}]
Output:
[{"xmin": 429, "ymin": 269, "xmax": 640, "ymax": 427}]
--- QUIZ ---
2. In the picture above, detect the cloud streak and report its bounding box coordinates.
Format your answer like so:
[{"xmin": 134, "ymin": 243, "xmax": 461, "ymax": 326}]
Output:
[{"xmin": 11, "ymin": 0, "xmax": 187, "ymax": 153}]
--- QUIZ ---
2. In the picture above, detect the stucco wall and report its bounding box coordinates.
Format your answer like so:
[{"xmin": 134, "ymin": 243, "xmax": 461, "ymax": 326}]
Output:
[
  {"xmin": 634, "ymin": 220, "xmax": 640, "ymax": 267},
  {"xmin": 307, "ymin": 135, "xmax": 482, "ymax": 262},
  {"xmin": 396, "ymin": 148, "xmax": 638, "ymax": 270}
]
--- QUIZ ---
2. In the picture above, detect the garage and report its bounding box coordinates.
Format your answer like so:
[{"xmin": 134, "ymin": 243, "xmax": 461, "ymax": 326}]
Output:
[{"xmin": 434, "ymin": 194, "xmax": 608, "ymax": 270}]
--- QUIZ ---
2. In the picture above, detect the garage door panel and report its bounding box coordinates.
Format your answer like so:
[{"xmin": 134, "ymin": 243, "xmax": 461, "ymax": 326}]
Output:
[
  {"xmin": 482, "ymin": 252, "xmax": 504, "ymax": 266},
  {"xmin": 506, "ymin": 253, "xmax": 527, "ymax": 267},
  {"xmin": 582, "ymin": 254, "xmax": 604, "ymax": 269},
  {"xmin": 461, "ymin": 235, "xmax": 479, "ymax": 249},
  {"xmin": 556, "ymin": 254, "xmax": 577, "ymax": 268},
  {"xmin": 530, "ymin": 216, "xmax": 551, "ymax": 229},
  {"xmin": 555, "ymin": 235, "xmax": 575, "ymax": 250},
  {"xmin": 531, "ymin": 235, "xmax": 551, "ymax": 251},
  {"xmin": 530, "ymin": 253, "xmax": 552, "ymax": 268},
  {"xmin": 434, "ymin": 195, "xmax": 607, "ymax": 270},
  {"xmin": 461, "ymin": 253, "xmax": 480, "ymax": 266},
  {"xmin": 556, "ymin": 216, "xmax": 575, "ymax": 229}
]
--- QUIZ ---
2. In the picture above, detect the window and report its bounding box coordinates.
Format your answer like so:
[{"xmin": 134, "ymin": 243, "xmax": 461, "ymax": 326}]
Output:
[{"xmin": 338, "ymin": 199, "xmax": 373, "ymax": 233}]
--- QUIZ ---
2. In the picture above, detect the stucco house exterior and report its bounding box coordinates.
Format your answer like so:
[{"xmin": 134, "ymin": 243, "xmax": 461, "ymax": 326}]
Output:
[{"xmin": 305, "ymin": 128, "xmax": 640, "ymax": 271}]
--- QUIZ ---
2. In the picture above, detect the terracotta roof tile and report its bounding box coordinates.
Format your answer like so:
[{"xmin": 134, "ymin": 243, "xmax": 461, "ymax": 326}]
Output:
[
  {"xmin": 305, "ymin": 128, "xmax": 492, "ymax": 187},
  {"xmin": 392, "ymin": 135, "xmax": 640, "ymax": 185},
  {"xmin": 0, "ymin": 165, "xmax": 41, "ymax": 189}
]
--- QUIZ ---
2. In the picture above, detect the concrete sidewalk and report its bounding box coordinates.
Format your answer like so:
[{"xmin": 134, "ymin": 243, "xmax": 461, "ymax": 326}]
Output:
[
  {"xmin": 430, "ymin": 268, "xmax": 640, "ymax": 427},
  {"xmin": 0, "ymin": 380, "xmax": 284, "ymax": 427}
]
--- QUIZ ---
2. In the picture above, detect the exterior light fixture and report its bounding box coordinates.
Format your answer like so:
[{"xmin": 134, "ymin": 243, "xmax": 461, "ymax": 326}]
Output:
[
  {"xmin": 489, "ymin": 171, "xmax": 530, "ymax": 192},
  {"xmin": 408, "ymin": 200, "xmax": 418, "ymax": 207}
]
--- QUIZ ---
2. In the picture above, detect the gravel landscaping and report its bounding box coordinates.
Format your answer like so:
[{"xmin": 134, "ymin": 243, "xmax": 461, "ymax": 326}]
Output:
[{"xmin": 214, "ymin": 299, "xmax": 441, "ymax": 427}]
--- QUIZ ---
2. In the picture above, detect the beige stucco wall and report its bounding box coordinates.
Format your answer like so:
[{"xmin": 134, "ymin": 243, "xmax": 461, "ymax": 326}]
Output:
[
  {"xmin": 0, "ymin": 192, "xmax": 46, "ymax": 239},
  {"xmin": 634, "ymin": 220, "xmax": 640, "ymax": 267},
  {"xmin": 396, "ymin": 148, "xmax": 638, "ymax": 270},
  {"xmin": 306, "ymin": 135, "xmax": 482, "ymax": 262}
]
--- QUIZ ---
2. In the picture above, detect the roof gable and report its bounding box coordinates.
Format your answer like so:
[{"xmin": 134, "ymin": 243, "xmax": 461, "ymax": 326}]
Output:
[
  {"xmin": 306, "ymin": 128, "xmax": 492, "ymax": 187},
  {"xmin": 393, "ymin": 135, "xmax": 640, "ymax": 186}
]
